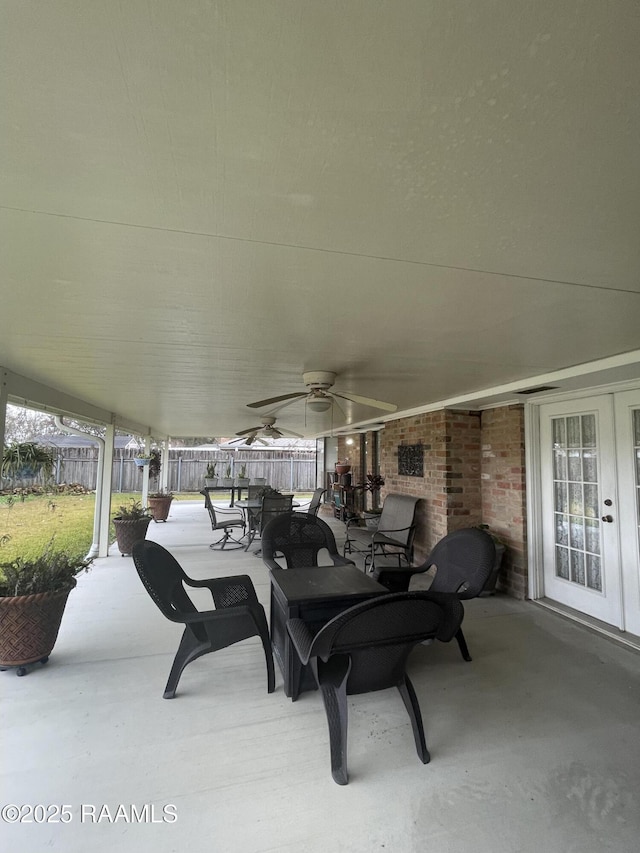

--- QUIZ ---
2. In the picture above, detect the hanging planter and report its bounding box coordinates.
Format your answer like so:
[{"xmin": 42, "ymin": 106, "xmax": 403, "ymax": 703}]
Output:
[{"xmin": 133, "ymin": 457, "xmax": 151, "ymax": 468}]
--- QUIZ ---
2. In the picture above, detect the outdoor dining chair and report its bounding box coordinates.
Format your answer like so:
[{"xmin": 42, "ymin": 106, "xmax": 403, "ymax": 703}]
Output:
[
  {"xmin": 261, "ymin": 511, "xmax": 355, "ymax": 570},
  {"xmin": 244, "ymin": 492, "xmax": 294, "ymax": 551},
  {"xmin": 132, "ymin": 541, "xmax": 275, "ymax": 699},
  {"xmin": 295, "ymin": 487, "xmax": 325, "ymax": 516},
  {"xmin": 200, "ymin": 488, "xmax": 246, "ymax": 550},
  {"xmin": 286, "ymin": 591, "xmax": 463, "ymax": 784},
  {"xmin": 372, "ymin": 527, "xmax": 496, "ymax": 661},
  {"xmin": 343, "ymin": 493, "xmax": 419, "ymax": 570}
]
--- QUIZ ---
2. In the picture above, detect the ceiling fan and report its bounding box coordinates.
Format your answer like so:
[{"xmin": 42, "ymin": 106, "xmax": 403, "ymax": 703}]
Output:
[
  {"xmin": 246, "ymin": 371, "xmax": 397, "ymax": 414},
  {"xmin": 229, "ymin": 416, "xmax": 304, "ymax": 446}
]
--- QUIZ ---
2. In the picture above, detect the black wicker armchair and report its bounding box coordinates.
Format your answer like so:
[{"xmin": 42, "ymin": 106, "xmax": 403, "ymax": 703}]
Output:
[
  {"xmin": 286, "ymin": 590, "xmax": 463, "ymax": 784},
  {"xmin": 132, "ymin": 541, "xmax": 274, "ymax": 698}
]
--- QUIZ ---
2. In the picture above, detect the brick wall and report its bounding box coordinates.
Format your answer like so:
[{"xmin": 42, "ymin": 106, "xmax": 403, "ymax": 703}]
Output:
[
  {"xmin": 480, "ymin": 406, "xmax": 527, "ymax": 598},
  {"xmin": 337, "ymin": 404, "xmax": 529, "ymax": 599}
]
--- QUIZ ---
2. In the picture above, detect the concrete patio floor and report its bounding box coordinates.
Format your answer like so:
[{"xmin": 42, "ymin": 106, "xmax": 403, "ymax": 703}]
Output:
[{"xmin": 2, "ymin": 499, "xmax": 640, "ymax": 853}]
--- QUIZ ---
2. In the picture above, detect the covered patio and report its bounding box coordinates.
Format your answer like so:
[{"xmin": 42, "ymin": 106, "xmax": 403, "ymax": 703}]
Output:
[{"xmin": 3, "ymin": 500, "xmax": 639, "ymax": 852}]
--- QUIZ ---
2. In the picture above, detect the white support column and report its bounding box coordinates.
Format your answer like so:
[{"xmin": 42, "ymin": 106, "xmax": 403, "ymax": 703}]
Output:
[
  {"xmin": 141, "ymin": 436, "xmax": 151, "ymax": 506},
  {"xmin": 98, "ymin": 423, "xmax": 115, "ymax": 557},
  {"xmin": 160, "ymin": 438, "xmax": 170, "ymax": 493},
  {"xmin": 0, "ymin": 369, "xmax": 8, "ymax": 470}
]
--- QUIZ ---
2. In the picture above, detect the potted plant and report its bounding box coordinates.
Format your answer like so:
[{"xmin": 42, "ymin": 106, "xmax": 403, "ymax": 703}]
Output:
[
  {"xmin": 133, "ymin": 454, "xmax": 152, "ymax": 468},
  {"xmin": 236, "ymin": 464, "xmax": 250, "ymax": 487},
  {"xmin": 335, "ymin": 460, "xmax": 351, "ymax": 476},
  {"xmin": 221, "ymin": 464, "xmax": 234, "ymax": 488},
  {"xmin": 147, "ymin": 490, "xmax": 174, "ymax": 523},
  {"xmin": 0, "ymin": 540, "xmax": 91, "ymax": 676},
  {"xmin": 112, "ymin": 500, "xmax": 152, "ymax": 556},
  {"xmin": 1, "ymin": 442, "xmax": 55, "ymax": 487},
  {"xmin": 204, "ymin": 462, "xmax": 218, "ymax": 488}
]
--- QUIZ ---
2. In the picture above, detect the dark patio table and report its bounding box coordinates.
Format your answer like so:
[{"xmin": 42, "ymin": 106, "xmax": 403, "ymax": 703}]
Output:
[{"xmin": 269, "ymin": 565, "xmax": 387, "ymax": 700}]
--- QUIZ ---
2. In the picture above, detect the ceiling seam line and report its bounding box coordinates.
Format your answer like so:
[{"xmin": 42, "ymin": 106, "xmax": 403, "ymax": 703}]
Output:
[{"xmin": 2, "ymin": 204, "xmax": 638, "ymax": 297}]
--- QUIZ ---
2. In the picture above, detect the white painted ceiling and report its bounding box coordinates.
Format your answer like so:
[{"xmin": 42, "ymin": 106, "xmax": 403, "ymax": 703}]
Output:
[{"xmin": 1, "ymin": 1, "xmax": 639, "ymax": 438}]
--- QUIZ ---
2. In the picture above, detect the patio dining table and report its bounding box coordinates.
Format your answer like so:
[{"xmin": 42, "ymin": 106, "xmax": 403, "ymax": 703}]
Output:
[{"xmin": 269, "ymin": 564, "xmax": 387, "ymax": 700}]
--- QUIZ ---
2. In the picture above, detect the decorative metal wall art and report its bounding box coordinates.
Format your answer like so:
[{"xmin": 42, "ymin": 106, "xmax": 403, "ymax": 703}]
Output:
[{"xmin": 398, "ymin": 444, "xmax": 424, "ymax": 477}]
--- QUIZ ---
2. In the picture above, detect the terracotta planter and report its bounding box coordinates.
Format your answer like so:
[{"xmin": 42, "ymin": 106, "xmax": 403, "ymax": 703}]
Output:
[
  {"xmin": 0, "ymin": 586, "xmax": 74, "ymax": 670},
  {"xmin": 113, "ymin": 517, "xmax": 152, "ymax": 555},
  {"xmin": 335, "ymin": 464, "xmax": 351, "ymax": 476},
  {"xmin": 148, "ymin": 496, "xmax": 173, "ymax": 522}
]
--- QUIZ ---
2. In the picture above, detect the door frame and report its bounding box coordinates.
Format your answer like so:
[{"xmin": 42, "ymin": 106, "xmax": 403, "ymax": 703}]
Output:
[{"xmin": 526, "ymin": 379, "xmax": 640, "ymax": 631}]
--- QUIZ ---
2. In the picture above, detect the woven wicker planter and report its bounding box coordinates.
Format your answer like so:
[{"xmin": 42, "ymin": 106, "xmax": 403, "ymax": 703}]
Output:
[
  {"xmin": 0, "ymin": 586, "xmax": 74, "ymax": 667},
  {"xmin": 113, "ymin": 517, "xmax": 152, "ymax": 555},
  {"xmin": 148, "ymin": 496, "xmax": 173, "ymax": 523}
]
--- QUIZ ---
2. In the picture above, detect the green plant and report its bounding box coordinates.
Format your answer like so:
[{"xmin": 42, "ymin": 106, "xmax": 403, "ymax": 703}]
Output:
[
  {"xmin": 113, "ymin": 500, "xmax": 152, "ymax": 521},
  {"xmin": 205, "ymin": 463, "xmax": 217, "ymax": 478},
  {"xmin": 238, "ymin": 464, "xmax": 247, "ymax": 479},
  {"xmin": 1, "ymin": 442, "xmax": 55, "ymax": 483},
  {"xmin": 225, "ymin": 464, "xmax": 232, "ymax": 479},
  {"xmin": 149, "ymin": 449, "xmax": 161, "ymax": 480},
  {"xmin": 149, "ymin": 490, "xmax": 173, "ymax": 499},
  {"xmin": 0, "ymin": 539, "xmax": 91, "ymax": 597}
]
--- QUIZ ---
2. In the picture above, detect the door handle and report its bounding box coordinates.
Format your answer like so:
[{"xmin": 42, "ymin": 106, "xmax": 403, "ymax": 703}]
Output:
[{"xmin": 601, "ymin": 515, "xmax": 614, "ymax": 523}]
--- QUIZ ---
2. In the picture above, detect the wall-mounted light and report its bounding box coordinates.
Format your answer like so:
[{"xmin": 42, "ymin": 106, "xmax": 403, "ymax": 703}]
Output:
[{"xmin": 346, "ymin": 438, "xmax": 354, "ymax": 445}]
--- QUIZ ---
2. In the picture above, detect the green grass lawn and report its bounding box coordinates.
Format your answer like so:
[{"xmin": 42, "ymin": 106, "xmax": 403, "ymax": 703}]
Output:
[
  {"xmin": 0, "ymin": 490, "xmax": 313, "ymax": 564},
  {"xmin": 0, "ymin": 491, "xmax": 202, "ymax": 563}
]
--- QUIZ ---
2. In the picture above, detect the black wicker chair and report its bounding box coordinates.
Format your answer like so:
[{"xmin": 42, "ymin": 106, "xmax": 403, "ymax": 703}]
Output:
[
  {"xmin": 244, "ymin": 492, "xmax": 294, "ymax": 551},
  {"xmin": 372, "ymin": 527, "xmax": 496, "ymax": 661},
  {"xmin": 287, "ymin": 591, "xmax": 463, "ymax": 784},
  {"xmin": 132, "ymin": 541, "xmax": 275, "ymax": 698},
  {"xmin": 200, "ymin": 488, "xmax": 246, "ymax": 550},
  {"xmin": 261, "ymin": 512, "xmax": 355, "ymax": 570}
]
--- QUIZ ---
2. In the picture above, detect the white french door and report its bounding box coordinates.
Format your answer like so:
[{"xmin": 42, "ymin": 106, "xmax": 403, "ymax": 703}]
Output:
[
  {"xmin": 540, "ymin": 396, "xmax": 622, "ymax": 626},
  {"xmin": 614, "ymin": 390, "xmax": 640, "ymax": 636},
  {"xmin": 539, "ymin": 390, "xmax": 640, "ymax": 633}
]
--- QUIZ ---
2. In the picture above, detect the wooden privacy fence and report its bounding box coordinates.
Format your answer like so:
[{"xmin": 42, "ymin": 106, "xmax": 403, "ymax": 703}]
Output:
[{"xmin": 27, "ymin": 449, "xmax": 317, "ymax": 493}]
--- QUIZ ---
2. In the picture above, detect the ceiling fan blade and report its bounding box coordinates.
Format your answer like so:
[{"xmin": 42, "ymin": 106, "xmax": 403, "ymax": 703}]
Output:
[
  {"xmin": 331, "ymin": 391, "xmax": 397, "ymax": 412},
  {"xmin": 235, "ymin": 427, "xmax": 261, "ymax": 436},
  {"xmin": 277, "ymin": 427, "xmax": 304, "ymax": 438},
  {"xmin": 247, "ymin": 392, "xmax": 307, "ymax": 409},
  {"xmin": 245, "ymin": 434, "xmax": 257, "ymax": 446}
]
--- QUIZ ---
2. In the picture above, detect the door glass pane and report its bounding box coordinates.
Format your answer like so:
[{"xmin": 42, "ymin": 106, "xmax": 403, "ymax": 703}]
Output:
[
  {"xmin": 569, "ymin": 483, "xmax": 583, "ymax": 515},
  {"xmin": 582, "ymin": 450, "xmax": 598, "ymax": 483},
  {"xmin": 585, "ymin": 518, "xmax": 600, "ymax": 555},
  {"xmin": 582, "ymin": 414, "xmax": 596, "ymax": 447},
  {"xmin": 555, "ymin": 481, "xmax": 568, "ymax": 513},
  {"xmin": 570, "ymin": 549, "xmax": 585, "ymax": 585},
  {"xmin": 551, "ymin": 413, "xmax": 602, "ymax": 589},
  {"xmin": 586, "ymin": 554, "xmax": 602, "ymax": 591},
  {"xmin": 555, "ymin": 513, "xmax": 569, "ymax": 546},
  {"xmin": 570, "ymin": 516, "xmax": 584, "ymax": 550},
  {"xmin": 567, "ymin": 416, "xmax": 581, "ymax": 447},
  {"xmin": 568, "ymin": 450, "xmax": 582, "ymax": 481},
  {"xmin": 556, "ymin": 546, "xmax": 570, "ymax": 580},
  {"xmin": 584, "ymin": 484, "xmax": 598, "ymax": 518},
  {"xmin": 554, "ymin": 449, "xmax": 567, "ymax": 480}
]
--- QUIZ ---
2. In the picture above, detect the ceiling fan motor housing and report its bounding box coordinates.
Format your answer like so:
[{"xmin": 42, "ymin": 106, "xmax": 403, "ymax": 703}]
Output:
[{"xmin": 303, "ymin": 371, "xmax": 336, "ymax": 390}]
